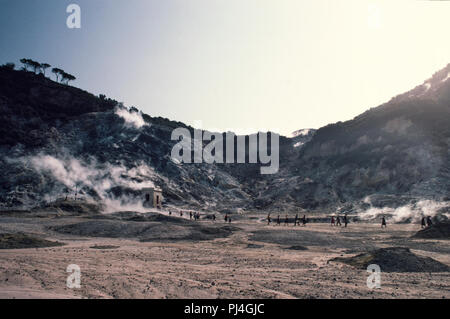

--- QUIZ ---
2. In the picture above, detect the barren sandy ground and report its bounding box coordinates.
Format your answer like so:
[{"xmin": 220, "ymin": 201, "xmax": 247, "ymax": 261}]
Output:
[{"xmin": 0, "ymin": 211, "xmax": 449, "ymax": 299}]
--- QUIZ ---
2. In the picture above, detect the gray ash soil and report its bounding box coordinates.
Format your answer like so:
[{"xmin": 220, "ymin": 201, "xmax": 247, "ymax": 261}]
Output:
[
  {"xmin": 44, "ymin": 199, "xmax": 102, "ymax": 216},
  {"xmin": 250, "ymin": 227, "xmax": 450, "ymax": 255},
  {"xmin": 286, "ymin": 245, "xmax": 308, "ymax": 250},
  {"xmin": 250, "ymin": 229, "xmax": 378, "ymax": 252},
  {"xmin": 50, "ymin": 219, "xmax": 239, "ymax": 242},
  {"xmin": 412, "ymin": 221, "xmax": 450, "ymax": 240},
  {"xmin": 384, "ymin": 236, "xmax": 450, "ymax": 254},
  {"xmin": 0, "ymin": 233, "xmax": 64, "ymax": 249},
  {"xmin": 104, "ymin": 211, "xmax": 197, "ymax": 224},
  {"xmin": 246, "ymin": 243, "xmax": 264, "ymax": 249},
  {"xmin": 331, "ymin": 247, "xmax": 450, "ymax": 273},
  {"xmin": 89, "ymin": 245, "xmax": 120, "ymax": 249},
  {"xmin": 0, "ymin": 211, "xmax": 449, "ymax": 298}
]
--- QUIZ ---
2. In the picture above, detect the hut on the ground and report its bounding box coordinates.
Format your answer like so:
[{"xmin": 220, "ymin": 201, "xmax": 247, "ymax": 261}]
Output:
[{"xmin": 142, "ymin": 187, "xmax": 163, "ymax": 209}]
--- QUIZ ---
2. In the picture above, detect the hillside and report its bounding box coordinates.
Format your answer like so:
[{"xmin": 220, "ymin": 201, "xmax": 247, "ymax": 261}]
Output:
[
  {"xmin": 291, "ymin": 64, "xmax": 450, "ymax": 211},
  {"xmin": 0, "ymin": 65, "xmax": 449, "ymax": 221},
  {"xmin": 0, "ymin": 68, "xmax": 254, "ymax": 212}
]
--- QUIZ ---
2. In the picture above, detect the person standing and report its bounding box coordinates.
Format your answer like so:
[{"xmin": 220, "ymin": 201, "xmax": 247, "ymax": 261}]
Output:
[
  {"xmin": 276, "ymin": 215, "xmax": 280, "ymax": 226},
  {"xmin": 331, "ymin": 216, "xmax": 335, "ymax": 226},
  {"xmin": 224, "ymin": 214, "xmax": 228, "ymax": 222},
  {"xmin": 421, "ymin": 217, "xmax": 426, "ymax": 228},
  {"xmin": 285, "ymin": 214, "xmax": 289, "ymax": 226},
  {"xmin": 344, "ymin": 214, "xmax": 348, "ymax": 228},
  {"xmin": 336, "ymin": 215, "xmax": 341, "ymax": 227},
  {"xmin": 294, "ymin": 214, "xmax": 299, "ymax": 226},
  {"xmin": 302, "ymin": 214, "xmax": 307, "ymax": 227},
  {"xmin": 381, "ymin": 216, "xmax": 387, "ymax": 228},
  {"xmin": 190, "ymin": 212, "xmax": 193, "ymax": 220},
  {"xmin": 426, "ymin": 216, "xmax": 433, "ymax": 227},
  {"xmin": 267, "ymin": 213, "xmax": 272, "ymax": 225}
]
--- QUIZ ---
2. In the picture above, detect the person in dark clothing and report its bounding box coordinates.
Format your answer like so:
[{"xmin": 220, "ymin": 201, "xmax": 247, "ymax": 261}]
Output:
[
  {"xmin": 331, "ymin": 216, "xmax": 335, "ymax": 226},
  {"xmin": 228, "ymin": 217, "xmax": 231, "ymax": 223},
  {"xmin": 180, "ymin": 211, "xmax": 183, "ymax": 217},
  {"xmin": 212, "ymin": 214, "xmax": 216, "ymax": 222},
  {"xmin": 276, "ymin": 215, "xmax": 280, "ymax": 225},
  {"xmin": 190, "ymin": 212, "xmax": 193, "ymax": 220},
  {"xmin": 169, "ymin": 210, "xmax": 172, "ymax": 216},
  {"xmin": 224, "ymin": 214, "xmax": 228, "ymax": 222},
  {"xmin": 294, "ymin": 214, "xmax": 299, "ymax": 226},
  {"xmin": 421, "ymin": 217, "xmax": 426, "ymax": 228},
  {"xmin": 381, "ymin": 216, "xmax": 387, "ymax": 228},
  {"xmin": 426, "ymin": 216, "xmax": 433, "ymax": 227},
  {"xmin": 302, "ymin": 215, "xmax": 307, "ymax": 226},
  {"xmin": 343, "ymin": 214, "xmax": 348, "ymax": 228},
  {"xmin": 267, "ymin": 214, "xmax": 271, "ymax": 225},
  {"xmin": 284, "ymin": 214, "xmax": 289, "ymax": 226},
  {"xmin": 336, "ymin": 216, "xmax": 341, "ymax": 226}
]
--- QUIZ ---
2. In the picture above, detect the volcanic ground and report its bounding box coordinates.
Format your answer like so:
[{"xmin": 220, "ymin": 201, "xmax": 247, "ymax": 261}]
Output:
[{"xmin": 0, "ymin": 207, "xmax": 449, "ymax": 299}]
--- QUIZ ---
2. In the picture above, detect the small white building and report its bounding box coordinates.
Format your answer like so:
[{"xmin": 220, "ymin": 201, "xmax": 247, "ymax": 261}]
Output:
[{"xmin": 143, "ymin": 187, "xmax": 163, "ymax": 209}]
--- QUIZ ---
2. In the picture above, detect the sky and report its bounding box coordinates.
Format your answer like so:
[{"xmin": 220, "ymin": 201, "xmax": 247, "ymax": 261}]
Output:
[{"xmin": 1, "ymin": 0, "xmax": 450, "ymax": 136}]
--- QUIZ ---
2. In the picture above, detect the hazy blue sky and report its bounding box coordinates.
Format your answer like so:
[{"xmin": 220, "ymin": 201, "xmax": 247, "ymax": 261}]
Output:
[{"xmin": 1, "ymin": 0, "xmax": 450, "ymax": 136}]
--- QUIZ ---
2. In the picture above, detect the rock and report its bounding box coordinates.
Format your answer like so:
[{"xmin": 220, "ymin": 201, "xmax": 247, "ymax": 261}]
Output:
[
  {"xmin": 331, "ymin": 247, "xmax": 450, "ymax": 273},
  {"xmin": 412, "ymin": 221, "xmax": 450, "ymax": 239}
]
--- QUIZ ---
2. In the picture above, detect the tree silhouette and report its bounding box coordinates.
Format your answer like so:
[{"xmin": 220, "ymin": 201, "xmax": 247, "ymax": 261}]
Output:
[
  {"xmin": 60, "ymin": 72, "xmax": 76, "ymax": 84},
  {"xmin": 17, "ymin": 61, "xmax": 76, "ymax": 84},
  {"xmin": 60, "ymin": 72, "xmax": 68, "ymax": 84},
  {"xmin": 40, "ymin": 63, "xmax": 51, "ymax": 76},
  {"xmin": 52, "ymin": 68, "xmax": 64, "ymax": 82},
  {"xmin": 20, "ymin": 58, "xmax": 31, "ymax": 71},
  {"xmin": 30, "ymin": 60, "xmax": 41, "ymax": 74},
  {"xmin": 65, "ymin": 73, "xmax": 76, "ymax": 84}
]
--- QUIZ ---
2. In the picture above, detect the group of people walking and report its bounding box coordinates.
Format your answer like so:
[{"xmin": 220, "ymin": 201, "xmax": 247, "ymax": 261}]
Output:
[
  {"xmin": 168, "ymin": 210, "xmax": 212, "ymax": 222},
  {"xmin": 266, "ymin": 213, "xmax": 307, "ymax": 226},
  {"xmin": 330, "ymin": 214, "xmax": 349, "ymax": 228},
  {"xmin": 167, "ymin": 209, "xmax": 436, "ymax": 231},
  {"xmin": 168, "ymin": 209, "xmax": 234, "ymax": 223},
  {"xmin": 167, "ymin": 209, "xmax": 435, "ymax": 231},
  {"xmin": 189, "ymin": 211, "xmax": 201, "ymax": 221}
]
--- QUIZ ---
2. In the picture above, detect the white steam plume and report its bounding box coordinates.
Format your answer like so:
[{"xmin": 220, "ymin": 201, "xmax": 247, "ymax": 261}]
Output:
[
  {"xmin": 359, "ymin": 199, "xmax": 449, "ymax": 223},
  {"xmin": 16, "ymin": 153, "xmax": 157, "ymax": 213},
  {"xmin": 115, "ymin": 106, "xmax": 147, "ymax": 129}
]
